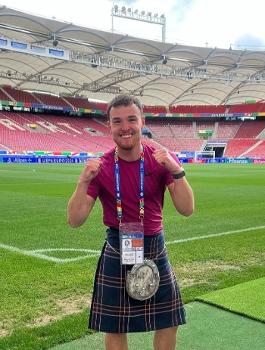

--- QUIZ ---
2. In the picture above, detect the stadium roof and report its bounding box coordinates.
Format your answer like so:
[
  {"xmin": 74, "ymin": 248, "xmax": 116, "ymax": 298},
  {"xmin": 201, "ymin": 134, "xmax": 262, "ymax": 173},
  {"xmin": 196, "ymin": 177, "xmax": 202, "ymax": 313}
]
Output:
[{"xmin": 1, "ymin": 5, "xmax": 265, "ymax": 106}]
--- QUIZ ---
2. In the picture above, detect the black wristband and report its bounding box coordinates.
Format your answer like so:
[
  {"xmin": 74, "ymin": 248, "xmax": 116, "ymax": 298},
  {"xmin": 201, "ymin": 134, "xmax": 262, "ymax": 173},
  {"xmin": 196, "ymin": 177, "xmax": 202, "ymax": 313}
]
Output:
[{"xmin": 172, "ymin": 170, "xmax": 185, "ymax": 179}]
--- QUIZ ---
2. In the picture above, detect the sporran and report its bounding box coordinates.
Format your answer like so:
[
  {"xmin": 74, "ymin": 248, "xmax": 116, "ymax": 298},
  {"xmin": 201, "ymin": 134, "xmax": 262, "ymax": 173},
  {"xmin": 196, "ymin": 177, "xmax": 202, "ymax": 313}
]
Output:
[{"xmin": 126, "ymin": 259, "xmax": 160, "ymax": 301}]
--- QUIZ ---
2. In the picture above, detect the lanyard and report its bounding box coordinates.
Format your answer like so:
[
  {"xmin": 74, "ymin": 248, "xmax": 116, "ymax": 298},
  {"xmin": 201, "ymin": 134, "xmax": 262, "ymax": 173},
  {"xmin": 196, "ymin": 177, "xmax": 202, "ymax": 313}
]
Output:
[{"xmin": 114, "ymin": 146, "xmax": 145, "ymax": 222}]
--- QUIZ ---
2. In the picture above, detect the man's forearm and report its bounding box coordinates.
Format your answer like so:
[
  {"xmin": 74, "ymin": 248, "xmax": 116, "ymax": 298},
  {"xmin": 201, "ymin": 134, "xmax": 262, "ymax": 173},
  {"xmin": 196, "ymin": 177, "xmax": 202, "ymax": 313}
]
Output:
[
  {"xmin": 67, "ymin": 182, "xmax": 94, "ymax": 228},
  {"xmin": 169, "ymin": 178, "xmax": 194, "ymax": 217}
]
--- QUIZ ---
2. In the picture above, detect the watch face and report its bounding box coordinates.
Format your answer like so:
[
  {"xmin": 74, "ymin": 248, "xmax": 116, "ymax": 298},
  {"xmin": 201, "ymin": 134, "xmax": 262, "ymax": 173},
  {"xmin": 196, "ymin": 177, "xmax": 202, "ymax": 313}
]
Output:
[{"xmin": 126, "ymin": 260, "xmax": 160, "ymax": 300}]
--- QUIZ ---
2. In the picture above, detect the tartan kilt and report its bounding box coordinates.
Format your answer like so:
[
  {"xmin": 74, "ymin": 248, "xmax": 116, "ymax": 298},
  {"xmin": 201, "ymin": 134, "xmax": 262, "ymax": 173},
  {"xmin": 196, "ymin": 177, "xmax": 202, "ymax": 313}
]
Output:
[{"xmin": 88, "ymin": 228, "xmax": 186, "ymax": 333}]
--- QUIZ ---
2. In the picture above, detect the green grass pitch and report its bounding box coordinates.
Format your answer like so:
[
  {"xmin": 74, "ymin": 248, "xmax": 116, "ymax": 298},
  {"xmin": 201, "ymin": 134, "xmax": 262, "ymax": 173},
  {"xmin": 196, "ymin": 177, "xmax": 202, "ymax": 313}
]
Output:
[{"xmin": 0, "ymin": 163, "xmax": 264, "ymax": 349}]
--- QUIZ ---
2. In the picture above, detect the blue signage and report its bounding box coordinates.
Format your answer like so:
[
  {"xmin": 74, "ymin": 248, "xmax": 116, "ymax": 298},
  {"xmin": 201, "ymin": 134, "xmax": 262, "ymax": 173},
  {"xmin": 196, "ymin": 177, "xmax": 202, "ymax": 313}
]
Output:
[{"xmin": 2, "ymin": 156, "xmax": 89, "ymax": 164}]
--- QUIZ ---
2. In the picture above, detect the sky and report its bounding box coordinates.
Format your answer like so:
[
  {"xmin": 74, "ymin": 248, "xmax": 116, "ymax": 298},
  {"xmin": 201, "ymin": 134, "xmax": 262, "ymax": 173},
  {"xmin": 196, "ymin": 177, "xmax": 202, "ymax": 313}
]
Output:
[{"xmin": 1, "ymin": 0, "xmax": 265, "ymax": 50}]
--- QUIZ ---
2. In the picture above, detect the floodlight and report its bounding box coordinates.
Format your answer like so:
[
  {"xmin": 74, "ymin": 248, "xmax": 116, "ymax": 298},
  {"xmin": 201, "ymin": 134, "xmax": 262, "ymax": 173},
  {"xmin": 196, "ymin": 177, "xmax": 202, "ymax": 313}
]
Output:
[
  {"xmin": 52, "ymin": 34, "xmax": 58, "ymax": 47},
  {"xmin": 162, "ymin": 55, "xmax": 167, "ymax": 64},
  {"xmin": 111, "ymin": 5, "xmax": 166, "ymax": 43}
]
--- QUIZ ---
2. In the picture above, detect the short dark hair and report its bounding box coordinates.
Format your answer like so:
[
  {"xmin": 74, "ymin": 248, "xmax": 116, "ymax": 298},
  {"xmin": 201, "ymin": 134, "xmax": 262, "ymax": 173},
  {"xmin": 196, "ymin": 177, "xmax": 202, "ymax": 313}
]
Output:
[{"xmin": 106, "ymin": 94, "xmax": 143, "ymax": 119}]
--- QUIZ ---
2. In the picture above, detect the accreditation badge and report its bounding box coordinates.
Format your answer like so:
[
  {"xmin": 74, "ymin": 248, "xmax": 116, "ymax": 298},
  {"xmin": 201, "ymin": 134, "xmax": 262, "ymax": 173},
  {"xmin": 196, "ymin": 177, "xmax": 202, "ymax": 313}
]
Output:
[{"xmin": 119, "ymin": 222, "xmax": 144, "ymax": 265}]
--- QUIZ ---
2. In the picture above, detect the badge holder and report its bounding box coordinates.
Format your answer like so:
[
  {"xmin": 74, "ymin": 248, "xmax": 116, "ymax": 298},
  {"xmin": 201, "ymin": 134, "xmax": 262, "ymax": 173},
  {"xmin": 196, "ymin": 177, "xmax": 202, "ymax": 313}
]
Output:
[{"xmin": 119, "ymin": 222, "xmax": 144, "ymax": 265}]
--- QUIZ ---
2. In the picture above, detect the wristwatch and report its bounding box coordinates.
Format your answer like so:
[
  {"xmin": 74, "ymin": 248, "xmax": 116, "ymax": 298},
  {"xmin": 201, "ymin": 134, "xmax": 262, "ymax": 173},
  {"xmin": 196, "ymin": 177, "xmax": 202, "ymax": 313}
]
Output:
[{"xmin": 172, "ymin": 170, "xmax": 185, "ymax": 179}]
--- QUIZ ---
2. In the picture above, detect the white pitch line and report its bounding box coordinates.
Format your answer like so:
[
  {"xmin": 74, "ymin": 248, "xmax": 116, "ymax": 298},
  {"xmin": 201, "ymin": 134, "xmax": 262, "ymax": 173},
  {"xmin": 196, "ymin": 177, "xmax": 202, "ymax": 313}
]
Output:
[
  {"xmin": 0, "ymin": 225, "xmax": 264, "ymax": 263},
  {"xmin": 166, "ymin": 225, "xmax": 265, "ymax": 245},
  {"xmin": 0, "ymin": 244, "xmax": 100, "ymax": 263},
  {"xmin": 0, "ymin": 243, "xmax": 65, "ymax": 263},
  {"xmin": 33, "ymin": 248, "xmax": 100, "ymax": 254}
]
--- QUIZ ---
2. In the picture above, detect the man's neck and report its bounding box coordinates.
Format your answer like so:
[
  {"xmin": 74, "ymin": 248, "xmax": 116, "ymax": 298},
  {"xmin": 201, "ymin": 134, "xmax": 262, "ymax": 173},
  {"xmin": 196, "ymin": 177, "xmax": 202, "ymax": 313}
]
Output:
[{"xmin": 116, "ymin": 144, "xmax": 142, "ymax": 162}]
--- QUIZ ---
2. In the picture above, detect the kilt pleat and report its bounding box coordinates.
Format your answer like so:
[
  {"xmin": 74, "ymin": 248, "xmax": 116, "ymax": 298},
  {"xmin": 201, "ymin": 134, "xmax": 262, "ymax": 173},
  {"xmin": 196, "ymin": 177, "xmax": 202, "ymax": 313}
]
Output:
[{"xmin": 88, "ymin": 229, "xmax": 186, "ymax": 333}]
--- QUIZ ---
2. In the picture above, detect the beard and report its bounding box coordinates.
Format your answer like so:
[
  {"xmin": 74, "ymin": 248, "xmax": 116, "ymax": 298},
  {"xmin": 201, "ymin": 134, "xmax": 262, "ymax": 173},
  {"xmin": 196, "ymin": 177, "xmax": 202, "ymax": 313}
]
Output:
[
  {"xmin": 115, "ymin": 132, "xmax": 140, "ymax": 151},
  {"xmin": 116, "ymin": 140, "xmax": 134, "ymax": 151}
]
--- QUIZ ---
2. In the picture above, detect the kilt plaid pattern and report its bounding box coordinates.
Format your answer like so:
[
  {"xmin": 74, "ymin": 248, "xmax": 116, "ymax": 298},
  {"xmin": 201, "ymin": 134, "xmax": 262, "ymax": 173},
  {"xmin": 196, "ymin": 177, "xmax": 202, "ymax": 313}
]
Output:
[{"xmin": 88, "ymin": 228, "xmax": 186, "ymax": 333}]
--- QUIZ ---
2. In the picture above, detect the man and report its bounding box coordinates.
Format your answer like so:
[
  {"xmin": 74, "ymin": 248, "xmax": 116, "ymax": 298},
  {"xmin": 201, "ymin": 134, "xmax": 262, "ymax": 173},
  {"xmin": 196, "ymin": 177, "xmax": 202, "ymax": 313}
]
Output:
[{"xmin": 67, "ymin": 94, "xmax": 194, "ymax": 350}]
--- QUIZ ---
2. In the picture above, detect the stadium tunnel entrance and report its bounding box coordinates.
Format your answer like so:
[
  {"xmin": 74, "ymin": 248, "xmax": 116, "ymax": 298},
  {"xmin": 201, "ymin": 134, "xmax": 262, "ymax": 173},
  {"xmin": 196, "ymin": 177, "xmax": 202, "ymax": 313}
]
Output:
[{"xmin": 204, "ymin": 143, "xmax": 226, "ymax": 157}]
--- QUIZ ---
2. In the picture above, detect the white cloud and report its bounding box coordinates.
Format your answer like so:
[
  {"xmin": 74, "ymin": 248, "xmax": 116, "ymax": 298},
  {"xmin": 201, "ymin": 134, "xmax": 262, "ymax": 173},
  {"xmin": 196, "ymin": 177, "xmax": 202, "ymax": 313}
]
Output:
[{"xmin": 1, "ymin": 0, "xmax": 265, "ymax": 49}]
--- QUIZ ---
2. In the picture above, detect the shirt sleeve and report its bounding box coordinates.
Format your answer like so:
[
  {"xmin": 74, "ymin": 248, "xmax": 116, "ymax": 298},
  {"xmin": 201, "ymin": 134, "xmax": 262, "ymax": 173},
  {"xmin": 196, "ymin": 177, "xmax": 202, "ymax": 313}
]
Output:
[{"xmin": 87, "ymin": 177, "xmax": 100, "ymax": 199}]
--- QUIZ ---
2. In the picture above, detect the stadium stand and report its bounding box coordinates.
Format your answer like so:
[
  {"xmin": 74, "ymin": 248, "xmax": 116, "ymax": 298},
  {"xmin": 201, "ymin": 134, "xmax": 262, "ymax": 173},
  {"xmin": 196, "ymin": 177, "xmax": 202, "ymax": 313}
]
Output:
[
  {"xmin": 1, "ymin": 109, "xmax": 265, "ymax": 157},
  {"xmin": 2, "ymin": 86, "xmax": 41, "ymax": 104},
  {"xmin": 214, "ymin": 121, "xmax": 242, "ymax": 140},
  {"xmin": 169, "ymin": 105, "xmax": 227, "ymax": 114},
  {"xmin": 0, "ymin": 85, "xmax": 265, "ymax": 157},
  {"xmin": 158, "ymin": 138, "xmax": 205, "ymax": 152},
  {"xmin": 146, "ymin": 120, "xmax": 173, "ymax": 138},
  {"xmin": 0, "ymin": 111, "xmax": 114, "ymax": 153},
  {"xmin": 234, "ymin": 120, "xmax": 265, "ymax": 138},
  {"xmin": 63, "ymin": 96, "xmax": 93, "ymax": 109},
  {"xmin": 89, "ymin": 102, "xmax": 108, "ymax": 113},
  {"xmin": 224, "ymin": 139, "xmax": 258, "ymax": 157},
  {"xmin": 144, "ymin": 105, "xmax": 168, "ymax": 114},
  {"xmin": 32, "ymin": 92, "xmax": 72, "ymax": 107},
  {"xmin": 228, "ymin": 103, "xmax": 265, "ymax": 113},
  {"xmin": 244, "ymin": 140, "xmax": 265, "ymax": 157},
  {"xmin": 0, "ymin": 88, "xmax": 13, "ymax": 102},
  {"xmin": 168, "ymin": 121, "xmax": 194, "ymax": 138}
]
